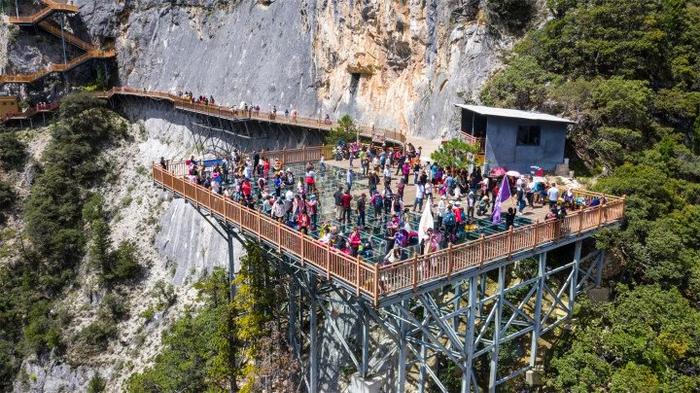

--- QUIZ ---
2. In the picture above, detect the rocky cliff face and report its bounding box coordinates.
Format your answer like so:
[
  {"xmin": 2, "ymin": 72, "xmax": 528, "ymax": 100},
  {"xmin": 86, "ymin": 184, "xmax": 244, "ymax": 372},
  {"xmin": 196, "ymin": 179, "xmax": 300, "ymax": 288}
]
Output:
[{"xmin": 72, "ymin": 0, "xmax": 509, "ymax": 139}]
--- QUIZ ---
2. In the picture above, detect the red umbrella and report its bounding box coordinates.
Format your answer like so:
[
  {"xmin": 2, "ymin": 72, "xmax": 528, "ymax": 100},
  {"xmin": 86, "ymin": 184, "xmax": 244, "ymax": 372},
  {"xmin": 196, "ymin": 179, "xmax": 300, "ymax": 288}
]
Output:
[{"xmin": 490, "ymin": 167, "xmax": 507, "ymax": 177}]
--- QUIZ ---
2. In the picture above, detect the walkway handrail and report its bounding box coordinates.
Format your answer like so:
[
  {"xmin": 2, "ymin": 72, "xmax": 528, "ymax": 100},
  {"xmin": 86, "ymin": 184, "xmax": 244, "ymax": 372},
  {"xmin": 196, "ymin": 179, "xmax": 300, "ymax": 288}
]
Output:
[
  {"xmin": 98, "ymin": 87, "xmax": 407, "ymax": 143},
  {"xmin": 152, "ymin": 165, "xmax": 380, "ymax": 302},
  {"xmin": 0, "ymin": 49, "xmax": 115, "ymax": 83},
  {"xmin": 7, "ymin": 0, "xmax": 79, "ymax": 25},
  {"xmin": 155, "ymin": 146, "xmax": 625, "ymax": 305},
  {"xmin": 37, "ymin": 20, "xmax": 94, "ymax": 51}
]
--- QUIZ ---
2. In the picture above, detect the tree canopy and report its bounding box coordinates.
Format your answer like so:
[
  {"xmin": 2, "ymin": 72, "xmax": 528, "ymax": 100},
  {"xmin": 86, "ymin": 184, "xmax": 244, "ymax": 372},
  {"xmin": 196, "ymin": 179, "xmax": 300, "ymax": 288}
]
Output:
[{"xmin": 481, "ymin": 0, "xmax": 700, "ymax": 390}]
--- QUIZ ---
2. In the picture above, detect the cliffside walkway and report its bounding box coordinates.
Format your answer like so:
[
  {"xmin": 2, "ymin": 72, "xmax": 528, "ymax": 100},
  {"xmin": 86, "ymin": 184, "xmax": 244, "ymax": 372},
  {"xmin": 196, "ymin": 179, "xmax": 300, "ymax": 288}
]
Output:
[
  {"xmin": 0, "ymin": 49, "xmax": 116, "ymax": 83},
  {"xmin": 5, "ymin": 0, "xmax": 78, "ymax": 25},
  {"xmin": 151, "ymin": 145, "xmax": 625, "ymax": 306},
  {"xmin": 98, "ymin": 87, "xmax": 408, "ymax": 143},
  {"xmin": 1, "ymin": 0, "xmax": 115, "ymax": 84}
]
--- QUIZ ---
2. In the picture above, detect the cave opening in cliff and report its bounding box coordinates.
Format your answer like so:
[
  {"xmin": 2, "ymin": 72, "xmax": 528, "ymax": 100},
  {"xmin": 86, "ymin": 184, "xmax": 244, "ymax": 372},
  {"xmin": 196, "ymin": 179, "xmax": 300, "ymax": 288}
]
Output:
[{"xmin": 349, "ymin": 72, "xmax": 361, "ymax": 95}]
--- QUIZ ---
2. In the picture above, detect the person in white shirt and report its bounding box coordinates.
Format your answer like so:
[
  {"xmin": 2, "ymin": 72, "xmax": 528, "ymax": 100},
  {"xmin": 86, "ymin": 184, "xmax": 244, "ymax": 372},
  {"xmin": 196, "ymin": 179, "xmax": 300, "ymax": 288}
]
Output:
[
  {"xmin": 437, "ymin": 195, "xmax": 447, "ymax": 226},
  {"xmin": 547, "ymin": 183, "xmax": 560, "ymax": 208}
]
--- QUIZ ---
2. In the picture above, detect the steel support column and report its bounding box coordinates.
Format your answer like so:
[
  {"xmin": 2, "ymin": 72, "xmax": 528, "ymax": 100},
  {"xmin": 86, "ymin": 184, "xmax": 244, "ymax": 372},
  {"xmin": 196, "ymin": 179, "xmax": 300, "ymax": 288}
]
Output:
[
  {"xmin": 530, "ymin": 252, "xmax": 546, "ymax": 367},
  {"xmin": 569, "ymin": 241, "xmax": 582, "ymax": 316},
  {"xmin": 489, "ymin": 266, "xmax": 505, "ymax": 392},
  {"xmin": 462, "ymin": 275, "xmax": 478, "ymax": 393},
  {"xmin": 418, "ymin": 331, "xmax": 427, "ymax": 393},
  {"xmin": 309, "ymin": 273, "xmax": 319, "ymax": 393},
  {"xmin": 397, "ymin": 299, "xmax": 408, "ymax": 393},
  {"xmin": 453, "ymin": 283, "xmax": 462, "ymax": 332},
  {"xmin": 595, "ymin": 250, "xmax": 605, "ymax": 287},
  {"xmin": 360, "ymin": 307, "xmax": 369, "ymax": 377}
]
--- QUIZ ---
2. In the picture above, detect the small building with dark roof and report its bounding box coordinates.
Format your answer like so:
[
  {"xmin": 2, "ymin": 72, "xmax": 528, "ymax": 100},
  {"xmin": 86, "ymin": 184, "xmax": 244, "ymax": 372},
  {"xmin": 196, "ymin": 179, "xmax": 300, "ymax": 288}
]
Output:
[{"xmin": 454, "ymin": 104, "xmax": 574, "ymax": 173}]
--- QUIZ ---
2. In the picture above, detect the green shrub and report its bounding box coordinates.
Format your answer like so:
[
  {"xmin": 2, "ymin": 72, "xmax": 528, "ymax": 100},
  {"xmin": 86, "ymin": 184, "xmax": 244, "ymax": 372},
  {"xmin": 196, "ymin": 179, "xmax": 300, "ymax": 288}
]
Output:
[
  {"xmin": 0, "ymin": 181, "xmax": 15, "ymax": 224},
  {"xmin": 87, "ymin": 373, "xmax": 106, "ymax": 393},
  {"xmin": 0, "ymin": 132, "xmax": 27, "ymax": 171},
  {"xmin": 77, "ymin": 319, "xmax": 116, "ymax": 352},
  {"xmin": 486, "ymin": 0, "xmax": 536, "ymax": 33},
  {"xmin": 100, "ymin": 293, "xmax": 129, "ymax": 321},
  {"xmin": 105, "ymin": 241, "xmax": 140, "ymax": 283}
]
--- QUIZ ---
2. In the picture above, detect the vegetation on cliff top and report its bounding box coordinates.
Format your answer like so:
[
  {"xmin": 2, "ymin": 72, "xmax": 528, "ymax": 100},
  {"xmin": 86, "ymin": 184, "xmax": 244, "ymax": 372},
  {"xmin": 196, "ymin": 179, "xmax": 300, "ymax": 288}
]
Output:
[
  {"xmin": 0, "ymin": 94, "xmax": 129, "ymax": 390},
  {"xmin": 481, "ymin": 0, "xmax": 700, "ymax": 390}
]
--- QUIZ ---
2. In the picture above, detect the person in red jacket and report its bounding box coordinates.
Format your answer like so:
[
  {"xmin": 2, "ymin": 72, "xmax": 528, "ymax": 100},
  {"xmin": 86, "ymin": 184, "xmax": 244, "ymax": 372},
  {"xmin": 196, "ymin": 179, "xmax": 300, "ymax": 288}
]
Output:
[
  {"xmin": 349, "ymin": 227, "xmax": 362, "ymax": 256},
  {"xmin": 341, "ymin": 189, "xmax": 353, "ymax": 224},
  {"xmin": 298, "ymin": 210, "xmax": 311, "ymax": 234}
]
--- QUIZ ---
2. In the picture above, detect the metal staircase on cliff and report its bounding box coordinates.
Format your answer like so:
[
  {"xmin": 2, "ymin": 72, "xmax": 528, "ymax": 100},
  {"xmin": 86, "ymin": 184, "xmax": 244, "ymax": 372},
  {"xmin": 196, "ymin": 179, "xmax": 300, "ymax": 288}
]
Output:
[
  {"xmin": 0, "ymin": 0, "xmax": 115, "ymax": 84},
  {"xmin": 5, "ymin": 0, "xmax": 79, "ymax": 25}
]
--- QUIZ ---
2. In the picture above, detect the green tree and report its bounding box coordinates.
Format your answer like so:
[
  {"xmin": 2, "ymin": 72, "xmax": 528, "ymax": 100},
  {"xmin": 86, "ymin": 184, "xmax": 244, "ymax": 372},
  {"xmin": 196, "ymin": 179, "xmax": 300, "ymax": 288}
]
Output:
[
  {"xmin": 430, "ymin": 138, "xmax": 480, "ymax": 171},
  {"xmin": 0, "ymin": 180, "xmax": 15, "ymax": 224},
  {"xmin": 0, "ymin": 132, "xmax": 27, "ymax": 171},
  {"xmin": 324, "ymin": 114, "xmax": 358, "ymax": 145}
]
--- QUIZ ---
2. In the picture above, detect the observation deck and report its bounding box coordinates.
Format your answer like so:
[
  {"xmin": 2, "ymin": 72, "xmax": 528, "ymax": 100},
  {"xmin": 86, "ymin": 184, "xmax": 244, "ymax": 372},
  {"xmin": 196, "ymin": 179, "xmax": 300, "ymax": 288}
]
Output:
[{"xmin": 152, "ymin": 145, "xmax": 625, "ymax": 307}]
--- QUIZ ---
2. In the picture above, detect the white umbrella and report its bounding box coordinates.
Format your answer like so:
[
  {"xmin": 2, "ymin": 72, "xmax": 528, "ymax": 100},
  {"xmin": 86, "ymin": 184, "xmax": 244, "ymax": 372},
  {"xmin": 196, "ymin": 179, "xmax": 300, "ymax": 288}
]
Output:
[
  {"xmin": 417, "ymin": 200, "xmax": 434, "ymax": 241},
  {"xmin": 506, "ymin": 170, "xmax": 521, "ymax": 177},
  {"xmin": 533, "ymin": 176, "xmax": 546, "ymax": 184}
]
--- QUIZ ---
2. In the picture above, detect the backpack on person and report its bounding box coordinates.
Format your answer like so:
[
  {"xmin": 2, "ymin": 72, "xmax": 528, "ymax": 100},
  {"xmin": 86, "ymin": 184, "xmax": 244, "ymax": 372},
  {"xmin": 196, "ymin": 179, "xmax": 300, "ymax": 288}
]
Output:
[{"xmin": 443, "ymin": 212, "xmax": 456, "ymax": 227}]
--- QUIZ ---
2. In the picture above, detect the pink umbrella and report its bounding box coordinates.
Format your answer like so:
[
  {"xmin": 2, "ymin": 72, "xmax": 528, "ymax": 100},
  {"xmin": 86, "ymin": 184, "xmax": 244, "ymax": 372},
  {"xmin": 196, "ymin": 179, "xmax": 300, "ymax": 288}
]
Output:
[{"xmin": 490, "ymin": 167, "xmax": 507, "ymax": 177}]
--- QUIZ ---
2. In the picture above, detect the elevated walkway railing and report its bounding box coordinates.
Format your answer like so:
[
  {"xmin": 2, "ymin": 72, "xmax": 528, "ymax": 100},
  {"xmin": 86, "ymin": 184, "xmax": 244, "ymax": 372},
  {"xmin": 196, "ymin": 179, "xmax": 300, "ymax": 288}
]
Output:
[
  {"xmin": 0, "ymin": 49, "xmax": 116, "ymax": 83},
  {"xmin": 1, "ymin": 103, "xmax": 59, "ymax": 121},
  {"xmin": 6, "ymin": 0, "xmax": 79, "ymax": 25},
  {"xmin": 36, "ymin": 20, "xmax": 94, "ymax": 51},
  {"xmin": 153, "ymin": 145, "xmax": 625, "ymax": 306},
  {"xmin": 99, "ymin": 87, "xmax": 407, "ymax": 143}
]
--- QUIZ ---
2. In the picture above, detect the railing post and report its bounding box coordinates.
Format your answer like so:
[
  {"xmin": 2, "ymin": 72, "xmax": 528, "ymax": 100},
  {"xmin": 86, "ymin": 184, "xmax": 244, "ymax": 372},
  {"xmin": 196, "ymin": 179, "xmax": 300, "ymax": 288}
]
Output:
[
  {"xmin": 325, "ymin": 243, "xmax": 331, "ymax": 280},
  {"xmin": 412, "ymin": 255, "xmax": 418, "ymax": 291},
  {"xmin": 507, "ymin": 226, "xmax": 514, "ymax": 259},
  {"xmin": 300, "ymin": 236, "xmax": 305, "ymax": 266},
  {"xmin": 277, "ymin": 224, "xmax": 282, "ymax": 253},
  {"xmin": 255, "ymin": 210, "xmax": 261, "ymax": 241},
  {"xmin": 479, "ymin": 235, "xmax": 486, "ymax": 267},
  {"xmin": 577, "ymin": 210, "xmax": 584, "ymax": 234},
  {"xmin": 532, "ymin": 220, "xmax": 540, "ymax": 250},
  {"xmin": 447, "ymin": 243, "xmax": 454, "ymax": 279},
  {"xmin": 373, "ymin": 262, "xmax": 380, "ymax": 306},
  {"xmin": 355, "ymin": 257, "xmax": 361, "ymax": 296},
  {"xmin": 597, "ymin": 205, "xmax": 603, "ymax": 227}
]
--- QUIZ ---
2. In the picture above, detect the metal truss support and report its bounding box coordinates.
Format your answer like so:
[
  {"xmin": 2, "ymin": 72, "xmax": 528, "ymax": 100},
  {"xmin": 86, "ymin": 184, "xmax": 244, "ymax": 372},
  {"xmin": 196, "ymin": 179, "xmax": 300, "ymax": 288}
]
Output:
[
  {"xmin": 488, "ymin": 266, "xmax": 505, "ymax": 392},
  {"xmin": 172, "ymin": 195, "xmax": 610, "ymax": 393},
  {"xmin": 397, "ymin": 299, "xmax": 409, "ymax": 393},
  {"xmin": 530, "ymin": 252, "xmax": 545, "ymax": 368},
  {"xmin": 569, "ymin": 241, "xmax": 582, "ymax": 317},
  {"xmin": 595, "ymin": 250, "xmax": 605, "ymax": 287},
  {"xmin": 360, "ymin": 310, "xmax": 369, "ymax": 377},
  {"xmin": 308, "ymin": 273, "xmax": 319, "ymax": 393},
  {"xmin": 462, "ymin": 275, "xmax": 478, "ymax": 393}
]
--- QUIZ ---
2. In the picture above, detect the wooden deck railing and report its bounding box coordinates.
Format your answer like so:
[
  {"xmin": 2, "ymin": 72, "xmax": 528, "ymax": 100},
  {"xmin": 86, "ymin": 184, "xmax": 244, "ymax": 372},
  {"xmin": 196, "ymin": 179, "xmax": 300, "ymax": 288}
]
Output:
[
  {"xmin": 7, "ymin": 0, "xmax": 79, "ymax": 25},
  {"xmin": 1, "ymin": 103, "xmax": 59, "ymax": 121},
  {"xmin": 0, "ymin": 49, "xmax": 116, "ymax": 83},
  {"xmin": 37, "ymin": 20, "xmax": 94, "ymax": 51},
  {"xmin": 153, "ymin": 146, "xmax": 625, "ymax": 305},
  {"xmin": 98, "ymin": 86, "xmax": 407, "ymax": 143}
]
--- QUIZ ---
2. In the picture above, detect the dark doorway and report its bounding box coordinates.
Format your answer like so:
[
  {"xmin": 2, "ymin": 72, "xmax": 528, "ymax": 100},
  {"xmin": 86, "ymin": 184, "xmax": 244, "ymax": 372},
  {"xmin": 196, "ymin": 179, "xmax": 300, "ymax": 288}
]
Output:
[{"xmin": 349, "ymin": 73, "xmax": 361, "ymax": 95}]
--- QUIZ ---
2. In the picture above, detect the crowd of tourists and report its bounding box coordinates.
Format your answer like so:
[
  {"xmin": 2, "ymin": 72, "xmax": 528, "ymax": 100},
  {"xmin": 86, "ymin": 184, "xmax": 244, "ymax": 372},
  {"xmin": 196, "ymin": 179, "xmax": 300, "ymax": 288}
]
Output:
[{"xmin": 163, "ymin": 140, "xmax": 605, "ymax": 267}]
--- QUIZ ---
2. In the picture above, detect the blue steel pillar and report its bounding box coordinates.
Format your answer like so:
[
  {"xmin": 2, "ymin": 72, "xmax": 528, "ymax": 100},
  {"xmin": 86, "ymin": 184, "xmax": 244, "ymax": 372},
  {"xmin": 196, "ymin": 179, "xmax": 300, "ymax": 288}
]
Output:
[
  {"xmin": 530, "ymin": 252, "xmax": 546, "ymax": 368},
  {"xmin": 309, "ymin": 273, "xmax": 318, "ymax": 392},
  {"xmin": 462, "ymin": 274, "xmax": 478, "ymax": 393},
  {"xmin": 569, "ymin": 241, "xmax": 582, "ymax": 316},
  {"xmin": 488, "ymin": 266, "xmax": 505, "ymax": 392},
  {"xmin": 397, "ymin": 299, "xmax": 408, "ymax": 393}
]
